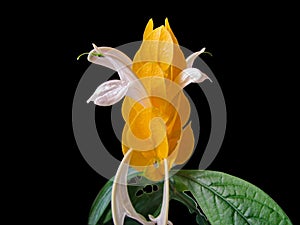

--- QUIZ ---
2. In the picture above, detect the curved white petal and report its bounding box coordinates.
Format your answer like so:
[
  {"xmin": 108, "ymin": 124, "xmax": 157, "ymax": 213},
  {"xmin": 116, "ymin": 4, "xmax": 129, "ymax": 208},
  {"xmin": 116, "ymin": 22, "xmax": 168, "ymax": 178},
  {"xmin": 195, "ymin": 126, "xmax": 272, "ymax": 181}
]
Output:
[
  {"xmin": 88, "ymin": 44, "xmax": 137, "ymax": 83},
  {"xmin": 87, "ymin": 80, "xmax": 129, "ymax": 106},
  {"xmin": 112, "ymin": 149, "xmax": 154, "ymax": 225},
  {"xmin": 127, "ymin": 80, "xmax": 151, "ymax": 107},
  {"xmin": 186, "ymin": 47, "xmax": 206, "ymax": 68},
  {"xmin": 175, "ymin": 67, "xmax": 212, "ymax": 88},
  {"xmin": 148, "ymin": 159, "xmax": 171, "ymax": 225}
]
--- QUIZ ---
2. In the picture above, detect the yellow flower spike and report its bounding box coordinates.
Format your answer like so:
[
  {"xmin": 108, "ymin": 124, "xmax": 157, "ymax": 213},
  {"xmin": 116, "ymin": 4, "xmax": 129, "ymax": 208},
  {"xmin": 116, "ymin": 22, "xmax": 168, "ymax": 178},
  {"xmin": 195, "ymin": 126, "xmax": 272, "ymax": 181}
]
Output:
[{"xmin": 86, "ymin": 18, "xmax": 211, "ymax": 225}]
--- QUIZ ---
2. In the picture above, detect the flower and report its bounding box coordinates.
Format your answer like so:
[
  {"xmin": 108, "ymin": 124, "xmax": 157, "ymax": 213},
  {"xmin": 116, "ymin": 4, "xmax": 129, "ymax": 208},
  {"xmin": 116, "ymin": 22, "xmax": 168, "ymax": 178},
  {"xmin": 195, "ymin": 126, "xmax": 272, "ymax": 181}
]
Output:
[
  {"xmin": 86, "ymin": 18, "xmax": 211, "ymax": 225},
  {"xmin": 121, "ymin": 18, "xmax": 211, "ymax": 182}
]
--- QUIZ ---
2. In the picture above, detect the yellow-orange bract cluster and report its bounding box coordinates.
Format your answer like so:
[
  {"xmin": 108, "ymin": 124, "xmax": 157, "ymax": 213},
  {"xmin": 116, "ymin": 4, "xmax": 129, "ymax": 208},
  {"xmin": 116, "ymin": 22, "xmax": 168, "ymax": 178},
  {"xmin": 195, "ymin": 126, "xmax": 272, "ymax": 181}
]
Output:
[{"xmin": 121, "ymin": 19, "xmax": 194, "ymax": 181}]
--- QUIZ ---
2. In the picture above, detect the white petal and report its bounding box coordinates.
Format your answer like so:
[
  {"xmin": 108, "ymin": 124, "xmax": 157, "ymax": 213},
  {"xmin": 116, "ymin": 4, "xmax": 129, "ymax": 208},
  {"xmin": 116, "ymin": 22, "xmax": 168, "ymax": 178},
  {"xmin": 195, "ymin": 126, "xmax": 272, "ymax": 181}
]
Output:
[
  {"xmin": 175, "ymin": 67, "xmax": 212, "ymax": 88},
  {"xmin": 88, "ymin": 44, "xmax": 137, "ymax": 82},
  {"xmin": 112, "ymin": 149, "xmax": 153, "ymax": 225},
  {"xmin": 148, "ymin": 159, "xmax": 171, "ymax": 225},
  {"xmin": 87, "ymin": 80, "xmax": 129, "ymax": 106},
  {"xmin": 126, "ymin": 80, "xmax": 151, "ymax": 107},
  {"xmin": 186, "ymin": 48, "xmax": 206, "ymax": 68}
]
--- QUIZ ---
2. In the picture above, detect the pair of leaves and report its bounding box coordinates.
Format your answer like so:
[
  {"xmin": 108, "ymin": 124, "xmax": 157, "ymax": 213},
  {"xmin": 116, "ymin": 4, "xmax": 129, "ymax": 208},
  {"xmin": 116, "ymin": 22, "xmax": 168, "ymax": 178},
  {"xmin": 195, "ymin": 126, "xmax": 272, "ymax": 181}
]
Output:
[{"xmin": 88, "ymin": 170, "xmax": 292, "ymax": 225}]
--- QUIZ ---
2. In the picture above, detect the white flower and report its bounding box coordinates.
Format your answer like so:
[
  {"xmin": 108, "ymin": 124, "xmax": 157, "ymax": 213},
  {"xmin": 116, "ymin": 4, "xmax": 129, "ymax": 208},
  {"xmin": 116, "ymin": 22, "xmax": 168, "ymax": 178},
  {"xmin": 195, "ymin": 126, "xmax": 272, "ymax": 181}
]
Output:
[{"xmin": 87, "ymin": 44, "xmax": 150, "ymax": 107}]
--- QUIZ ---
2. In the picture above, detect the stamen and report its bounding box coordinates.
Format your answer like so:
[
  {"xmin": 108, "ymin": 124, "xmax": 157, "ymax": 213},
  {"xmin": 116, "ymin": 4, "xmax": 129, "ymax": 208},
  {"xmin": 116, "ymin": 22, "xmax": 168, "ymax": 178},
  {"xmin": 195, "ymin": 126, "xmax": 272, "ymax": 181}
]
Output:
[
  {"xmin": 77, "ymin": 52, "xmax": 103, "ymax": 60},
  {"xmin": 203, "ymin": 51, "xmax": 213, "ymax": 56}
]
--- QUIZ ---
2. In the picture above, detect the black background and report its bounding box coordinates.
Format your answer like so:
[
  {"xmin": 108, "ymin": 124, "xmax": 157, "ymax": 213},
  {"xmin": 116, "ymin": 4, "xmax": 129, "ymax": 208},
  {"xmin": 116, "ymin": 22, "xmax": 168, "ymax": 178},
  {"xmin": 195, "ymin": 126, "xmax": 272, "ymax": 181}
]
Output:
[{"xmin": 28, "ymin": 12, "xmax": 298, "ymax": 225}]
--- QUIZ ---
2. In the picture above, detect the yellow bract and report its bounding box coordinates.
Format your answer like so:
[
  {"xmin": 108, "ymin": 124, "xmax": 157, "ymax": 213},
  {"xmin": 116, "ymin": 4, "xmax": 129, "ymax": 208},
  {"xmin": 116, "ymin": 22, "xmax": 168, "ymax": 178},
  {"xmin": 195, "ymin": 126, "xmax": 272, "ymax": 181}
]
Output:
[{"xmin": 121, "ymin": 19, "xmax": 193, "ymax": 181}]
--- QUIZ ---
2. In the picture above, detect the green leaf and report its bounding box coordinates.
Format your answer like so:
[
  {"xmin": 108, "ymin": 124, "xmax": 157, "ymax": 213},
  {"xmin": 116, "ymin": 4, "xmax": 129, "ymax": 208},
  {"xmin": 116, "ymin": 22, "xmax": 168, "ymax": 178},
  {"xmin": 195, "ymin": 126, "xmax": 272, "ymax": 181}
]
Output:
[
  {"xmin": 88, "ymin": 179, "xmax": 113, "ymax": 225},
  {"xmin": 169, "ymin": 181, "xmax": 209, "ymax": 225},
  {"xmin": 128, "ymin": 176, "xmax": 164, "ymax": 218},
  {"xmin": 88, "ymin": 169, "xmax": 145, "ymax": 225},
  {"xmin": 96, "ymin": 203, "xmax": 112, "ymax": 224},
  {"xmin": 124, "ymin": 217, "xmax": 143, "ymax": 225},
  {"xmin": 173, "ymin": 170, "xmax": 292, "ymax": 225},
  {"xmin": 196, "ymin": 214, "xmax": 210, "ymax": 225}
]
